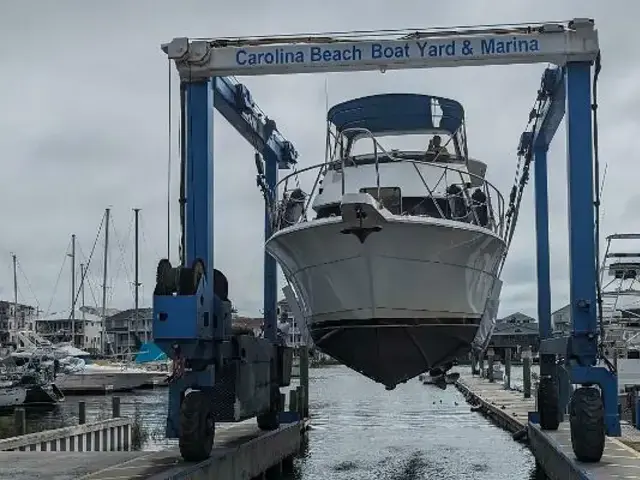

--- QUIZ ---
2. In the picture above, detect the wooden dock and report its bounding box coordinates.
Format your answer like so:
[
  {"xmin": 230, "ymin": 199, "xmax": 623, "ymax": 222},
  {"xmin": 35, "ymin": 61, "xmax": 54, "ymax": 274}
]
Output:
[
  {"xmin": 0, "ymin": 418, "xmax": 308, "ymax": 480},
  {"xmin": 456, "ymin": 373, "xmax": 640, "ymax": 480}
]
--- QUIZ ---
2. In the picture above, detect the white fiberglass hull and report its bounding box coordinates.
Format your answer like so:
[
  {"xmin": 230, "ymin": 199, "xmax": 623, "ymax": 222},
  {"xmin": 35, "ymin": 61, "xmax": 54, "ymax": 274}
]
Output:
[
  {"xmin": 0, "ymin": 386, "xmax": 27, "ymax": 408},
  {"xmin": 266, "ymin": 205, "xmax": 506, "ymax": 388}
]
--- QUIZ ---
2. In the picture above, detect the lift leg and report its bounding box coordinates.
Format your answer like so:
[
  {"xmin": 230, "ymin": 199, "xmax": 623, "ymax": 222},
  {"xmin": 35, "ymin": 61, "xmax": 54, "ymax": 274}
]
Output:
[
  {"xmin": 533, "ymin": 146, "xmax": 560, "ymax": 430},
  {"xmin": 565, "ymin": 61, "xmax": 619, "ymax": 462}
]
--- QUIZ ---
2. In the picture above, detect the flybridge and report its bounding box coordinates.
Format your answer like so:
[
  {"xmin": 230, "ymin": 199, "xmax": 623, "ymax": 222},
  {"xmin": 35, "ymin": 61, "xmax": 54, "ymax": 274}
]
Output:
[{"xmin": 163, "ymin": 19, "xmax": 599, "ymax": 78}]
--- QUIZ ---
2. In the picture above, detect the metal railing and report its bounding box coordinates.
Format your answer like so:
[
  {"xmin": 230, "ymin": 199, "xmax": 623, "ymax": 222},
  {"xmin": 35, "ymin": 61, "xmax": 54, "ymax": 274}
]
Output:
[{"xmin": 273, "ymin": 152, "xmax": 506, "ymax": 238}]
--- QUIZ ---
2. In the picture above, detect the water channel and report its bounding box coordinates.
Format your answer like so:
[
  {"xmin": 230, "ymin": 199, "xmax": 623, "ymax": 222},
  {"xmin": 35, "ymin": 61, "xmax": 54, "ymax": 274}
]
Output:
[{"xmin": 1, "ymin": 365, "xmax": 546, "ymax": 479}]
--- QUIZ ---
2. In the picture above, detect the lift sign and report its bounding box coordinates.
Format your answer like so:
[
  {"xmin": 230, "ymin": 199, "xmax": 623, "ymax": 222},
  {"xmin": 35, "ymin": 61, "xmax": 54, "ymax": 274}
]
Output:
[{"xmin": 233, "ymin": 36, "xmax": 543, "ymax": 68}]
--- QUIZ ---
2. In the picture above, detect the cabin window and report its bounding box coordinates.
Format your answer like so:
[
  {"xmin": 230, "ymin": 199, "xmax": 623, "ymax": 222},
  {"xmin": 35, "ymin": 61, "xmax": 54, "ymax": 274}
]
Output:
[
  {"xmin": 403, "ymin": 197, "xmax": 454, "ymax": 219},
  {"xmin": 315, "ymin": 204, "xmax": 341, "ymax": 219},
  {"xmin": 359, "ymin": 187, "xmax": 402, "ymax": 214}
]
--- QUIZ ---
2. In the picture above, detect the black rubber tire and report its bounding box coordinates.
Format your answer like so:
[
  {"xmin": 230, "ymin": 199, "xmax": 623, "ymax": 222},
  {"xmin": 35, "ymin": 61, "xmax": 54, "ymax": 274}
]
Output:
[
  {"xmin": 538, "ymin": 375, "xmax": 560, "ymax": 431},
  {"xmin": 191, "ymin": 258, "xmax": 206, "ymax": 291},
  {"xmin": 570, "ymin": 387, "xmax": 605, "ymax": 463},
  {"xmin": 213, "ymin": 269, "xmax": 229, "ymax": 301},
  {"xmin": 257, "ymin": 387, "xmax": 281, "ymax": 431},
  {"xmin": 154, "ymin": 259, "xmax": 172, "ymax": 295},
  {"xmin": 179, "ymin": 391, "xmax": 215, "ymax": 462},
  {"xmin": 178, "ymin": 267, "xmax": 195, "ymax": 295}
]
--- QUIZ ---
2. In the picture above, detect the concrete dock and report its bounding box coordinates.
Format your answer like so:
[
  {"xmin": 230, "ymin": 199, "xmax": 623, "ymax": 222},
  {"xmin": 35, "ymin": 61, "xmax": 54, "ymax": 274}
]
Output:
[
  {"xmin": 456, "ymin": 373, "xmax": 640, "ymax": 480},
  {"xmin": 1, "ymin": 418, "xmax": 308, "ymax": 480}
]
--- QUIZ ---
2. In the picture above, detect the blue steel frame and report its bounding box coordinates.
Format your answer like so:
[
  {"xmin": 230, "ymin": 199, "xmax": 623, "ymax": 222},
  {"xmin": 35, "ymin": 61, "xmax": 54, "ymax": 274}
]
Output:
[
  {"xmin": 156, "ymin": 24, "xmax": 619, "ymax": 438},
  {"xmin": 184, "ymin": 76, "xmax": 297, "ymax": 339},
  {"xmin": 154, "ymin": 76, "xmax": 297, "ymax": 438},
  {"xmin": 529, "ymin": 62, "xmax": 620, "ymax": 436}
]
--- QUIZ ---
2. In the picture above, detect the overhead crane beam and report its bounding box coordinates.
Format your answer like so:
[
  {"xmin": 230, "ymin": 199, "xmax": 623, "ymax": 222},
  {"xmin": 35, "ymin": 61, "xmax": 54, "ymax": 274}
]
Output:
[
  {"xmin": 154, "ymin": 17, "xmax": 616, "ymax": 464},
  {"xmin": 209, "ymin": 76, "xmax": 298, "ymax": 169},
  {"xmin": 163, "ymin": 19, "xmax": 599, "ymax": 79}
]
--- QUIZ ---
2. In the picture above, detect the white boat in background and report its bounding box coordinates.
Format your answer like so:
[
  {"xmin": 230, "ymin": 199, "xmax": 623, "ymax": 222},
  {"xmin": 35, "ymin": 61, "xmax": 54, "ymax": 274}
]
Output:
[
  {"xmin": 266, "ymin": 94, "xmax": 508, "ymax": 390},
  {"xmin": 0, "ymin": 381, "xmax": 27, "ymax": 408},
  {"xmin": 597, "ymin": 234, "xmax": 640, "ymax": 391},
  {"xmin": 3, "ymin": 331, "xmax": 166, "ymax": 393},
  {"xmin": 419, "ymin": 371, "xmax": 460, "ymax": 389}
]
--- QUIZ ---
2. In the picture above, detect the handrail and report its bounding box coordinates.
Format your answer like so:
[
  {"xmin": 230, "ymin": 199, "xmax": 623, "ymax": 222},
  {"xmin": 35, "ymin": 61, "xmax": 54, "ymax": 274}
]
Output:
[
  {"xmin": 340, "ymin": 127, "xmax": 382, "ymax": 200},
  {"xmin": 275, "ymin": 157, "xmax": 506, "ymax": 235},
  {"xmin": 275, "ymin": 158, "xmax": 505, "ymax": 210}
]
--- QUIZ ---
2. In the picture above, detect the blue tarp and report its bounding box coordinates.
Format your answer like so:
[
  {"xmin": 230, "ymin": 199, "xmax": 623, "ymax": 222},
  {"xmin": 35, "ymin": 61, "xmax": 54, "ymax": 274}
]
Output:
[{"xmin": 135, "ymin": 342, "xmax": 167, "ymax": 363}]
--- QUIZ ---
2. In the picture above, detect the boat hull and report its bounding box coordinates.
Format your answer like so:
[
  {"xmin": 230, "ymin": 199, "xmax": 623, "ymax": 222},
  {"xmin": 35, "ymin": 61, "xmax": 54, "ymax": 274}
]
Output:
[
  {"xmin": 0, "ymin": 386, "xmax": 27, "ymax": 408},
  {"xmin": 266, "ymin": 215, "xmax": 506, "ymax": 388}
]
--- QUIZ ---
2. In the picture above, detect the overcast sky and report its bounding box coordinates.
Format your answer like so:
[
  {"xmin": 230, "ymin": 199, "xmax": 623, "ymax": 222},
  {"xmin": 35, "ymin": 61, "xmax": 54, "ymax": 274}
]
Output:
[{"xmin": 0, "ymin": 1, "xmax": 637, "ymax": 321}]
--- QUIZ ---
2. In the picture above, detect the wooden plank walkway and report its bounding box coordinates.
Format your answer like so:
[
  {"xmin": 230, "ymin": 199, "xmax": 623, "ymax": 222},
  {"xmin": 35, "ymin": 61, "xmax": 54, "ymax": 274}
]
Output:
[
  {"xmin": 0, "ymin": 418, "xmax": 306, "ymax": 480},
  {"xmin": 456, "ymin": 373, "xmax": 640, "ymax": 480}
]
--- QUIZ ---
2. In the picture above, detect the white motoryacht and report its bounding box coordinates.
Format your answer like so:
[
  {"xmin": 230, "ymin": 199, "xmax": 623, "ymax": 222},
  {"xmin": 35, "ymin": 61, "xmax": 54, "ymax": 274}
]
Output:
[{"xmin": 265, "ymin": 94, "xmax": 508, "ymax": 389}]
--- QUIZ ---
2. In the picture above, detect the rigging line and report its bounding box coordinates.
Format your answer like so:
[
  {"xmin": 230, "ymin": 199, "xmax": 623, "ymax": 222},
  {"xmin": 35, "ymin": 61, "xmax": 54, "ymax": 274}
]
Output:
[
  {"xmin": 107, "ymin": 216, "xmax": 134, "ymax": 304},
  {"xmin": 167, "ymin": 57, "xmax": 173, "ymax": 260},
  {"xmin": 76, "ymin": 244, "xmax": 100, "ymax": 309},
  {"xmin": 112, "ymin": 212, "xmax": 135, "ymax": 288},
  {"xmin": 139, "ymin": 212, "xmax": 161, "ymax": 260},
  {"xmin": 44, "ymin": 236, "xmax": 73, "ymax": 318},
  {"xmin": 68, "ymin": 212, "xmax": 106, "ymax": 320},
  {"xmin": 15, "ymin": 258, "xmax": 40, "ymax": 311}
]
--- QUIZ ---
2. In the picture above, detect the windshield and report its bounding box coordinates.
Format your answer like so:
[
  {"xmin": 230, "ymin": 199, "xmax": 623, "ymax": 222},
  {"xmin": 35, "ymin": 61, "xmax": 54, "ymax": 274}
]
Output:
[
  {"xmin": 348, "ymin": 133, "xmax": 456, "ymax": 157},
  {"xmin": 342, "ymin": 133, "xmax": 465, "ymax": 165}
]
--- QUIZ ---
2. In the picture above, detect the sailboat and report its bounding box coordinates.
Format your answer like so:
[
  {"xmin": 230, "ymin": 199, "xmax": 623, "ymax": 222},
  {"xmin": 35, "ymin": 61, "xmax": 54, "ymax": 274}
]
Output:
[{"xmin": 265, "ymin": 93, "xmax": 507, "ymax": 390}]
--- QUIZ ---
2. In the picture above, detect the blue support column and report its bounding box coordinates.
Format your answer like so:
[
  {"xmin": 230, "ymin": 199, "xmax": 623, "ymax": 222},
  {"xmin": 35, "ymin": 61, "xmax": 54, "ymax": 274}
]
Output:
[
  {"xmin": 565, "ymin": 62, "xmax": 620, "ymax": 436},
  {"xmin": 184, "ymin": 79, "xmax": 214, "ymax": 278},
  {"xmin": 565, "ymin": 62, "xmax": 598, "ymax": 365},
  {"xmin": 160, "ymin": 79, "xmax": 215, "ymax": 439},
  {"xmin": 263, "ymin": 151, "xmax": 278, "ymax": 341},
  {"xmin": 534, "ymin": 145, "xmax": 566, "ymax": 419},
  {"xmin": 534, "ymin": 147, "xmax": 552, "ymax": 340}
]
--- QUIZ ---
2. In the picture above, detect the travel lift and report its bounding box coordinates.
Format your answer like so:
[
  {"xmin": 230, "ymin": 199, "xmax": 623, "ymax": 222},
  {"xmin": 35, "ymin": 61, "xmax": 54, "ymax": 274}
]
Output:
[{"xmin": 153, "ymin": 18, "xmax": 619, "ymax": 463}]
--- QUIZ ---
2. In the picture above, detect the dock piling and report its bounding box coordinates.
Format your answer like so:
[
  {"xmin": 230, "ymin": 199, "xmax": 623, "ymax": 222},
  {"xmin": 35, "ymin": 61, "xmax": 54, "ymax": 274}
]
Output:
[
  {"xmin": 79, "ymin": 401, "xmax": 86, "ymax": 425},
  {"xmin": 487, "ymin": 348, "xmax": 495, "ymax": 382},
  {"xmin": 504, "ymin": 348, "xmax": 512, "ymax": 390},
  {"xmin": 289, "ymin": 388, "xmax": 298, "ymax": 413},
  {"xmin": 300, "ymin": 346, "xmax": 310, "ymax": 417},
  {"xmin": 112, "ymin": 396, "xmax": 121, "ymax": 418},
  {"xmin": 522, "ymin": 348, "xmax": 532, "ymax": 399},
  {"xmin": 296, "ymin": 386, "xmax": 304, "ymax": 417},
  {"xmin": 14, "ymin": 408, "xmax": 26, "ymax": 436}
]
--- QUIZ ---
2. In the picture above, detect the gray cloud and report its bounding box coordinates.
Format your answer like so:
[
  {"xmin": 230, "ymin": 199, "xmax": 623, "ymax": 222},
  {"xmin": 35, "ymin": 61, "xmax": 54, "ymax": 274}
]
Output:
[{"xmin": 0, "ymin": 1, "xmax": 637, "ymax": 322}]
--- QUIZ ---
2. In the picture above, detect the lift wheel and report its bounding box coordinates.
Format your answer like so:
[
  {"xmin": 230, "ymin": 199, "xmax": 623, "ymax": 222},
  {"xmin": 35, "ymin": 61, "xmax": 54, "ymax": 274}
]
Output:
[
  {"xmin": 179, "ymin": 390, "xmax": 215, "ymax": 462},
  {"xmin": 538, "ymin": 375, "xmax": 560, "ymax": 431},
  {"xmin": 569, "ymin": 386, "xmax": 605, "ymax": 463}
]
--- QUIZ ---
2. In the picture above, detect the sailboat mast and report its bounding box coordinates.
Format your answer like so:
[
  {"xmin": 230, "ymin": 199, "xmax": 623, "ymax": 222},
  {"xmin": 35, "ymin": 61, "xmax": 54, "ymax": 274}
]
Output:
[
  {"xmin": 100, "ymin": 208, "xmax": 110, "ymax": 355},
  {"xmin": 70, "ymin": 233, "xmax": 76, "ymax": 346},
  {"xmin": 12, "ymin": 254, "xmax": 17, "ymax": 334},
  {"xmin": 133, "ymin": 208, "xmax": 141, "ymax": 343},
  {"xmin": 80, "ymin": 263, "xmax": 86, "ymax": 319}
]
